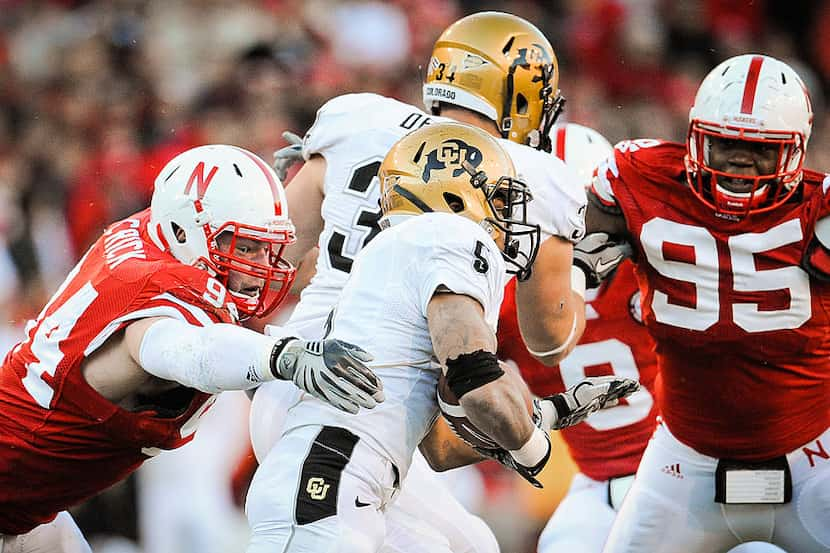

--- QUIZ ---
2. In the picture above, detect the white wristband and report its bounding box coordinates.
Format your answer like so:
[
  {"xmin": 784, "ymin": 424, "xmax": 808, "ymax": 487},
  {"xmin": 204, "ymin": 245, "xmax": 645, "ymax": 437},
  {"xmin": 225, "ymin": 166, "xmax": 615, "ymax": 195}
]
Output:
[
  {"xmin": 509, "ymin": 427, "xmax": 549, "ymax": 467},
  {"xmin": 570, "ymin": 265, "xmax": 586, "ymax": 299}
]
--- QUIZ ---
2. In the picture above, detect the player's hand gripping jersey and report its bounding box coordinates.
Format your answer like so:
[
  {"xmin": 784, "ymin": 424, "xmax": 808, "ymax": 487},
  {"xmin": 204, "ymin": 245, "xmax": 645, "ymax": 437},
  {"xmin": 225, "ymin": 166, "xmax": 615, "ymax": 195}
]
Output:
[
  {"xmin": 591, "ymin": 139, "xmax": 830, "ymax": 460},
  {"xmin": 0, "ymin": 210, "xmax": 233, "ymax": 534},
  {"xmin": 287, "ymin": 93, "xmax": 585, "ymax": 339},
  {"xmin": 498, "ymin": 261, "xmax": 658, "ymax": 481}
]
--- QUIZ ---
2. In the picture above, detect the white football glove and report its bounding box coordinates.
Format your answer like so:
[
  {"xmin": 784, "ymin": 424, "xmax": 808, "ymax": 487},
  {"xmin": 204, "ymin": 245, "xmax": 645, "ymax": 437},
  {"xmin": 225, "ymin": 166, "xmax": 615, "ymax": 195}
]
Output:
[
  {"xmin": 272, "ymin": 131, "xmax": 304, "ymax": 181},
  {"xmin": 271, "ymin": 337, "xmax": 385, "ymax": 414},
  {"xmin": 572, "ymin": 232, "xmax": 633, "ymax": 289},
  {"xmin": 536, "ymin": 375, "xmax": 640, "ymax": 430}
]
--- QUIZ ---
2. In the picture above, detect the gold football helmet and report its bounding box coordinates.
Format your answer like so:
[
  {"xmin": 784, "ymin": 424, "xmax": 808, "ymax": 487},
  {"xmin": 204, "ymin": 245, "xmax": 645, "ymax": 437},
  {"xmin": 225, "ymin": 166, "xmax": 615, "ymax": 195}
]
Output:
[
  {"xmin": 378, "ymin": 122, "xmax": 540, "ymax": 280},
  {"xmin": 423, "ymin": 12, "xmax": 564, "ymax": 152}
]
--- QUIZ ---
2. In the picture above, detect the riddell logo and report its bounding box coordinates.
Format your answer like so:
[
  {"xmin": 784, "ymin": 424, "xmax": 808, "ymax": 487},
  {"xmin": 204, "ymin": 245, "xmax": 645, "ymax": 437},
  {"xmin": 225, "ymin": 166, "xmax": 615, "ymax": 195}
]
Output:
[{"xmin": 662, "ymin": 463, "xmax": 684, "ymax": 479}]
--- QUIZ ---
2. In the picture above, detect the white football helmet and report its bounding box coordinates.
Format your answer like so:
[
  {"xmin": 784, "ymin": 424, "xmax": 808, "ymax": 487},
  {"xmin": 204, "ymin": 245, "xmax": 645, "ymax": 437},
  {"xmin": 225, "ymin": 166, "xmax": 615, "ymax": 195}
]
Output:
[
  {"xmin": 549, "ymin": 123, "xmax": 613, "ymax": 185},
  {"xmin": 685, "ymin": 54, "xmax": 813, "ymax": 217},
  {"xmin": 149, "ymin": 144, "xmax": 296, "ymax": 318}
]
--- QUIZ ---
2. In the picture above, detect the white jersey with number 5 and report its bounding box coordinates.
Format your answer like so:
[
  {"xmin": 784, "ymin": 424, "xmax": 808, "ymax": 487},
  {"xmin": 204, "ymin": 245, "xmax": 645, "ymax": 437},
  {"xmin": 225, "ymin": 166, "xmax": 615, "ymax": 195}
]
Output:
[
  {"xmin": 282, "ymin": 212, "xmax": 506, "ymax": 478},
  {"xmin": 286, "ymin": 93, "xmax": 585, "ymax": 340}
]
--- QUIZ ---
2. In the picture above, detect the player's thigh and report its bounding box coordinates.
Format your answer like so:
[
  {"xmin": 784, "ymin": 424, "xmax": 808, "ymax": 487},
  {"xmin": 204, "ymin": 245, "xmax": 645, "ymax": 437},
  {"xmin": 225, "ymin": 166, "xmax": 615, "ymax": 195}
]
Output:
[
  {"xmin": 246, "ymin": 425, "xmax": 390, "ymax": 553},
  {"xmin": 249, "ymin": 380, "xmax": 303, "ymax": 463},
  {"xmin": 538, "ymin": 473, "xmax": 616, "ymax": 553},
  {"xmin": 603, "ymin": 423, "xmax": 735, "ymax": 553},
  {"xmin": 773, "ymin": 428, "xmax": 830, "ymax": 552},
  {"xmin": 1, "ymin": 512, "xmax": 91, "ymax": 553},
  {"xmin": 383, "ymin": 453, "xmax": 498, "ymax": 553}
]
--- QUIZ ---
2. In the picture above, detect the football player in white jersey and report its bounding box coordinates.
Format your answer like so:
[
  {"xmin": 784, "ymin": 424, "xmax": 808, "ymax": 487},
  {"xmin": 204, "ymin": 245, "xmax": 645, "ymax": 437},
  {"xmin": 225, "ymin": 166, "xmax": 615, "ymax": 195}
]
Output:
[
  {"xmin": 245, "ymin": 122, "xmax": 637, "ymax": 553},
  {"xmin": 247, "ymin": 11, "xmax": 632, "ymax": 553}
]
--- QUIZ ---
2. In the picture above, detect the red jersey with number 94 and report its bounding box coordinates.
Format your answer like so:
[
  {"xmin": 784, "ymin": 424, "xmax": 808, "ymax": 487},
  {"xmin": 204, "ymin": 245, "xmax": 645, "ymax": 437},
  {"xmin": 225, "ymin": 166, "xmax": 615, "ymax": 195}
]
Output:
[
  {"xmin": 498, "ymin": 262, "xmax": 659, "ymax": 481},
  {"xmin": 0, "ymin": 209, "xmax": 236, "ymax": 535},
  {"xmin": 591, "ymin": 139, "xmax": 830, "ymax": 461}
]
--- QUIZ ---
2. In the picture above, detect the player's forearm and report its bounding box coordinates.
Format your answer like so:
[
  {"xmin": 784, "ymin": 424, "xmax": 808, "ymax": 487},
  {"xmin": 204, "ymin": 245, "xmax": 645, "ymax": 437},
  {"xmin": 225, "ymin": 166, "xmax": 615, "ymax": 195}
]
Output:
[
  {"xmin": 517, "ymin": 284, "xmax": 585, "ymax": 365},
  {"xmin": 516, "ymin": 237, "xmax": 587, "ymax": 365},
  {"xmin": 419, "ymin": 417, "xmax": 485, "ymax": 471},
  {"xmin": 459, "ymin": 377, "xmax": 535, "ymax": 450},
  {"xmin": 133, "ymin": 318, "xmax": 293, "ymax": 393}
]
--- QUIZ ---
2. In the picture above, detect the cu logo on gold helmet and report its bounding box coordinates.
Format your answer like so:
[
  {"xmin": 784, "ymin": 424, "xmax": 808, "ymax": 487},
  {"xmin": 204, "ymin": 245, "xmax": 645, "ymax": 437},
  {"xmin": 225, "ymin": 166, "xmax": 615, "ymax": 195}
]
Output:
[
  {"xmin": 306, "ymin": 477, "xmax": 331, "ymax": 500},
  {"xmin": 421, "ymin": 139, "xmax": 482, "ymax": 182}
]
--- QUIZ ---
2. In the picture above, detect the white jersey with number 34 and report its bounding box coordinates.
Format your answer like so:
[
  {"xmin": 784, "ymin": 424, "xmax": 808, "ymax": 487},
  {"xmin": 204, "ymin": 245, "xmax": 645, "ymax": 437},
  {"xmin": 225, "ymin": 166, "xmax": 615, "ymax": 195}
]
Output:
[{"xmin": 286, "ymin": 93, "xmax": 585, "ymax": 339}]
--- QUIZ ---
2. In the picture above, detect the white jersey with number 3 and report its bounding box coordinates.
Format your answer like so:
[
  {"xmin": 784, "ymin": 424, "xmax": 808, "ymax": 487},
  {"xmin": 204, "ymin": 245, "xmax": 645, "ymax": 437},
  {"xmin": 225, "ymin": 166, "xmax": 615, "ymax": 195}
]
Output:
[
  {"xmin": 286, "ymin": 93, "xmax": 585, "ymax": 339},
  {"xmin": 282, "ymin": 212, "xmax": 506, "ymax": 477}
]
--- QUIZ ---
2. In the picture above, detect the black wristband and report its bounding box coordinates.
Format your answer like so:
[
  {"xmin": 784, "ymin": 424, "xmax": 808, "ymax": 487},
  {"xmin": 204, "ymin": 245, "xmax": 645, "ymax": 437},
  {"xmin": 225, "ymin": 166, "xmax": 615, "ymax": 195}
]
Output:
[
  {"xmin": 445, "ymin": 350, "xmax": 504, "ymax": 399},
  {"xmin": 549, "ymin": 393, "xmax": 571, "ymax": 422},
  {"xmin": 269, "ymin": 336, "xmax": 298, "ymax": 379}
]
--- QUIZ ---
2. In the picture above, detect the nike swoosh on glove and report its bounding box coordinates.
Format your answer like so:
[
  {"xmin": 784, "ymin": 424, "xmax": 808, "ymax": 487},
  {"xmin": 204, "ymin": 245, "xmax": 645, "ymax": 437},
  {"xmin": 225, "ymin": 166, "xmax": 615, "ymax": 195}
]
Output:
[
  {"xmin": 572, "ymin": 232, "xmax": 633, "ymax": 288},
  {"xmin": 536, "ymin": 375, "xmax": 640, "ymax": 430}
]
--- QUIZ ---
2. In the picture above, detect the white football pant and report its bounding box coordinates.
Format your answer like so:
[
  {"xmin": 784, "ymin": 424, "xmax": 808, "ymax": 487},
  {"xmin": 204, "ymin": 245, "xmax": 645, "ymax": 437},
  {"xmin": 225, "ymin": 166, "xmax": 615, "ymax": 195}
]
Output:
[
  {"xmin": 537, "ymin": 472, "xmax": 629, "ymax": 553},
  {"xmin": 603, "ymin": 422, "xmax": 830, "ymax": 553},
  {"xmin": 0, "ymin": 512, "xmax": 91, "ymax": 553},
  {"xmin": 248, "ymin": 381, "xmax": 498, "ymax": 553}
]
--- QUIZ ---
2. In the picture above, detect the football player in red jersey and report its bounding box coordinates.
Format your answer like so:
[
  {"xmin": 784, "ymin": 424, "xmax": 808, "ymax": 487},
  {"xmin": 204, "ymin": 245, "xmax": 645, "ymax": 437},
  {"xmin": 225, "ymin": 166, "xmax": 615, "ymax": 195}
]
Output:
[
  {"xmin": 498, "ymin": 123, "xmax": 661, "ymax": 553},
  {"xmin": 0, "ymin": 145, "xmax": 383, "ymax": 552},
  {"xmin": 587, "ymin": 54, "xmax": 830, "ymax": 552}
]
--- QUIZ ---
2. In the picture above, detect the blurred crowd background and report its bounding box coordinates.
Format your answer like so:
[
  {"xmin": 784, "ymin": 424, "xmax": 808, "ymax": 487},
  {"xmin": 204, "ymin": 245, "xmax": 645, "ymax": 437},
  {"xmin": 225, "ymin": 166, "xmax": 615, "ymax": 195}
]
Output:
[{"xmin": 1, "ymin": 1, "xmax": 828, "ymax": 552}]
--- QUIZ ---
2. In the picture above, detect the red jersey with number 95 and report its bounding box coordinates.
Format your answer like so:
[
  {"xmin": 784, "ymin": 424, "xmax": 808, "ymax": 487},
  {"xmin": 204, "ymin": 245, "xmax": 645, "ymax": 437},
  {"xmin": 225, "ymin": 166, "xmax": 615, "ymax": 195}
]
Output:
[
  {"xmin": 0, "ymin": 209, "xmax": 236, "ymax": 535},
  {"xmin": 498, "ymin": 262, "xmax": 659, "ymax": 481},
  {"xmin": 591, "ymin": 139, "xmax": 830, "ymax": 461}
]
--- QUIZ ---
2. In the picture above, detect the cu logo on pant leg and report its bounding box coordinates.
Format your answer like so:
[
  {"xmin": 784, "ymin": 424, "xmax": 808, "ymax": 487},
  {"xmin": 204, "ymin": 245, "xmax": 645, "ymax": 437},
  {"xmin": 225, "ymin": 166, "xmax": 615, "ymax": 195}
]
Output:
[{"xmin": 306, "ymin": 477, "xmax": 331, "ymax": 500}]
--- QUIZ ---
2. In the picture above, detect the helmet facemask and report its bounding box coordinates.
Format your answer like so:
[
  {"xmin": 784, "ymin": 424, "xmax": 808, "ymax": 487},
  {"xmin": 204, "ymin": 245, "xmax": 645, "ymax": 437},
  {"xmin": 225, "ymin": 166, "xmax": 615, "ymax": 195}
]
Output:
[
  {"xmin": 461, "ymin": 160, "xmax": 540, "ymax": 280},
  {"xmin": 685, "ymin": 122, "xmax": 806, "ymax": 219},
  {"xmin": 204, "ymin": 220, "xmax": 296, "ymax": 320}
]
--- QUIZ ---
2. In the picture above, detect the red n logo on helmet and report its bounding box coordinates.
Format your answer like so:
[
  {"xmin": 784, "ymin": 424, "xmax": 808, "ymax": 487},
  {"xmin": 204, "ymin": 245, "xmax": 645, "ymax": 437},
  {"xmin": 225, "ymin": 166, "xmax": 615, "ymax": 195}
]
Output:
[{"xmin": 184, "ymin": 162, "xmax": 219, "ymax": 199}]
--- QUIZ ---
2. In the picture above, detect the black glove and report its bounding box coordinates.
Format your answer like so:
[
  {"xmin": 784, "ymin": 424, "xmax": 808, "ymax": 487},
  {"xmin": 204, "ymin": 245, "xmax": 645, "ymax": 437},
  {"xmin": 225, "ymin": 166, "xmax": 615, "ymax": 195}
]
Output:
[
  {"xmin": 271, "ymin": 337, "xmax": 384, "ymax": 414},
  {"xmin": 572, "ymin": 232, "xmax": 633, "ymax": 288}
]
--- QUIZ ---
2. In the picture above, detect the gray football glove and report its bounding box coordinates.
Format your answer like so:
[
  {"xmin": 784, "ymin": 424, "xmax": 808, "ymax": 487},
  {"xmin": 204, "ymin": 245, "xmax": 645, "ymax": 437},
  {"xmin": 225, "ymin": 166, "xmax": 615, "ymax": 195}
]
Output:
[
  {"xmin": 271, "ymin": 337, "xmax": 384, "ymax": 414},
  {"xmin": 572, "ymin": 232, "xmax": 633, "ymax": 289},
  {"xmin": 272, "ymin": 131, "xmax": 304, "ymax": 181},
  {"xmin": 536, "ymin": 375, "xmax": 640, "ymax": 430}
]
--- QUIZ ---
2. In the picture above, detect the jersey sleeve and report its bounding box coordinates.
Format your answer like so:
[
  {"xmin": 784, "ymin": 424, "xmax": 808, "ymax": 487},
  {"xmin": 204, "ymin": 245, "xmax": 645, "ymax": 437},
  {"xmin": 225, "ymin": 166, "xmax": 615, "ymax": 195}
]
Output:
[
  {"xmin": 527, "ymin": 156, "xmax": 587, "ymax": 243},
  {"xmin": 302, "ymin": 93, "xmax": 387, "ymax": 160},
  {"xmin": 589, "ymin": 145, "xmax": 625, "ymax": 213},
  {"xmin": 414, "ymin": 215, "xmax": 505, "ymax": 324},
  {"xmin": 501, "ymin": 140, "xmax": 587, "ymax": 243},
  {"xmin": 801, "ymin": 172, "xmax": 830, "ymax": 279}
]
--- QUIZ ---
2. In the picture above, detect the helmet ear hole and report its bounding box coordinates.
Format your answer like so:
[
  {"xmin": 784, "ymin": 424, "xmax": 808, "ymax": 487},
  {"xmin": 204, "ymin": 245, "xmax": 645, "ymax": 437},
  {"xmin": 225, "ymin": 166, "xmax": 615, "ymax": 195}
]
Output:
[
  {"xmin": 516, "ymin": 93, "xmax": 528, "ymax": 115},
  {"xmin": 443, "ymin": 192, "xmax": 465, "ymax": 213},
  {"xmin": 171, "ymin": 222, "xmax": 187, "ymax": 244}
]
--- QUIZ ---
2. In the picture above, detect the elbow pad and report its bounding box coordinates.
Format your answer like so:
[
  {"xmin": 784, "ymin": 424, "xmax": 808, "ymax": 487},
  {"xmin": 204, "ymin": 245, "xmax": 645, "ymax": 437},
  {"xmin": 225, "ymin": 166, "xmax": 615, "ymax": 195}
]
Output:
[{"xmin": 138, "ymin": 318, "xmax": 278, "ymax": 393}]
